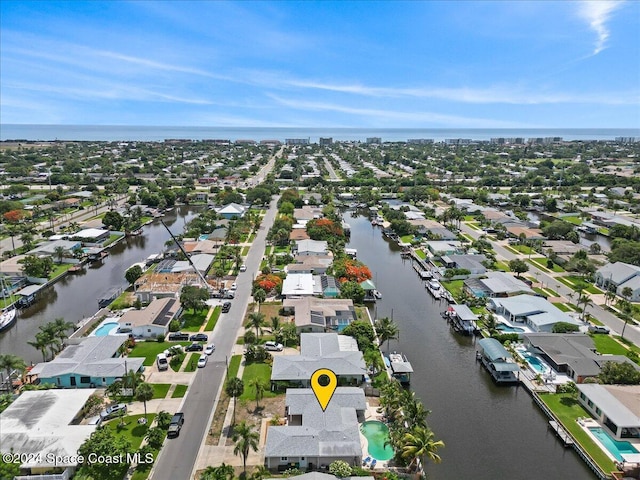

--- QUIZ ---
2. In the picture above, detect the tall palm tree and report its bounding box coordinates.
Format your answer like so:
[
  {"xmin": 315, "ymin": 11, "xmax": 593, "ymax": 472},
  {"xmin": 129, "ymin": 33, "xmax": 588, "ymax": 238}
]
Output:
[
  {"xmin": 246, "ymin": 312, "xmax": 266, "ymax": 339},
  {"xmin": 0, "ymin": 354, "xmax": 26, "ymax": 392},
  {"xmin": 401, "ymin": 426, "xmax": 444, "ymax": 470},
  {"xmin": 374, "ymin": 317, "xmax": 399, "ymax": 354},
  {"xmin": 232, "ymin": 421, "xmax": 260, "ymax": 476},
  {"xmin": 401, "ymin": 390, "xmax": 431, "ymax": 429},
  {"xmin": 50, "ymin": 318, "xmax": 75, "ymax": 347},
  {"xmin": 54, "ymin": 246, "xmax": 66, "ymax": 264},
  {"xmin": 248, "ymin": 378, "xmax": 267, "ymax": 410},
  {"xmin": 135, "ymin": 383, "xmax": 154, "ymax": 420},
  {"xmin": 225, "ymin": 377, "xmax": 244, "ymax": 425},
  {"xmin": 28, "ymin": 333, "xmax": 51, "ymax": 362},
  {"xmin": 253, "ymin": 289, "xmax": 266, "ymax": 311},
  {"xmin": 269, "ymin": 316, "xmax": 281, "ymax": 333},
  {"xmin": 122, "ymin": 368, "xmax": 145, "ymax": 391}
]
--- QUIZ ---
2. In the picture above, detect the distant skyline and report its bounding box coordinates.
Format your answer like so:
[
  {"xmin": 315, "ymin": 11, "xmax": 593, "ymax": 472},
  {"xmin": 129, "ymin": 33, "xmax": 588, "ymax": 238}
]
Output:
[{"xmin": 1, "ymin": 1, "xmax": 639, "ymax": 128}]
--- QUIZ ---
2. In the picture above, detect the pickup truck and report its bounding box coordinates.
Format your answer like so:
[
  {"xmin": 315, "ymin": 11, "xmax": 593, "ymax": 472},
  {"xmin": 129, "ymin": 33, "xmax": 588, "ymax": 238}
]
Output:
[{"xmin": 167, "ymin": 412, "xmax": 185, "ymax": 438}]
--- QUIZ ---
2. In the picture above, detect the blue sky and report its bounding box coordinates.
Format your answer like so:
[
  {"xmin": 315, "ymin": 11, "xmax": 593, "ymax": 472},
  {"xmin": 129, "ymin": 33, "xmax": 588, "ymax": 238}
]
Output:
[{"xmin": 1, "ymin": 0, "xmax": 639, "ymax": 127}]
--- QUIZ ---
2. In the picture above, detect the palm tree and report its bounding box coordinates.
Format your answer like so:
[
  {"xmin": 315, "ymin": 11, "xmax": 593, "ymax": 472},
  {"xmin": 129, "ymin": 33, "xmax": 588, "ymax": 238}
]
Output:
[
  {"xmin": 577, "ymin": 292, "xmax": 593, "ymax": 321},
  {"xmin": 374, "ymin": 317, "xmax": 399, "ymax": 354},
  {"xmin": 135, "ymin": 383, "xmax": 154, "ymax": 421},
  {"xmin": 246, "ymin": 312, "xmax": 266, "ymax": 339},
  {"xmin": 122, "ymin": 368, "xmax": 145, "ymax": 391},
  {"xmin": 232, "ymin": 421, "xmax": 260, "ymax": 476},
  {"xmin": 54, "ymin": 246, "xmax": 66, "ymax": 264},
  {"xmin": 483, "ymin": 314, "xmax": 499, "ymax": 337},
  {"xmin": 201, "ymin": 463, "xmax": 235, "ymax": 480},
  {"xmin": 0, "ymin": 354, "xmax": 26, "ymax": 392},
  {"xmin": 281, "ymin": 322, "xmax": 297, "ymax": 348},
  {"xmin": 28, "ymin": 333, "xmax": 51, "ymax": 362},
  {"xmin": 402, "ymin": 390, "xmax": 431, "ymax": 429},
  {"xmin": 621, "ymin": 286, "xmax": 634, "ymax": 338},
  {"xmin": 269, "ymin": 316, "xmax": 281, "ymax": 334},
  {"xmin": 253, "ymin": 288, "xmax": 266, "ymax": 311},
  {"xmin": 225, "ymin": 377, "xmax": 244, "ymax": 425},
  {"xmin": 401, "ymin": 426, "xmax": 445, "ymax": 470},
  {"xmin": 248, "ymin": 378, "xmax": 267, "ymax": 410},
  {"xmin": 250, "ymin": 465, "xmax": 271, "ymax": 480},
  {"xmin": 50, "ymin": 318, "xmax": 75, "ymax": 347}
]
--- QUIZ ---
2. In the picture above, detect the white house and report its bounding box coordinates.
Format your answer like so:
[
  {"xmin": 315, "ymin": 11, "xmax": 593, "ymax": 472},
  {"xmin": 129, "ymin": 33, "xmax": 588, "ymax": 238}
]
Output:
[
  {"xmin": 595, "ymin": 262, "xmax": 640, "ymax": 302},
  {"xmin": 119, "ymin": 297, "xmax": 182, "ymax": 338},
  {"xmin": 488, "ymin": 294, "xmax": 581, "ymax": 332}
]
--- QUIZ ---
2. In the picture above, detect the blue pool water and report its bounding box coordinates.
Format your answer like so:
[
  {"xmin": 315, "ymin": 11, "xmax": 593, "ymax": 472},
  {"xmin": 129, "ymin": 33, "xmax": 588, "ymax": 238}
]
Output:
[
  {"xmin": 497, "ymin": 324, "xmax": 525, "ymax": 333},
  {"xmin": 523, "ymin": 353, "xmax": 547, "ymax": 374},
  {"xmin": 589, "ymin": 427, "xmax": 639, "ymax": 461},
  {"xmin": 94, "ymin": 322, "xmax": 119, "ymax": 336},
  {"xmin": 198, "ymin": 234, "xmax": 209, "ymax": 241},
  {"xmin": 360, "ymin": 421, "xmax": 394, "ymax": 461}
]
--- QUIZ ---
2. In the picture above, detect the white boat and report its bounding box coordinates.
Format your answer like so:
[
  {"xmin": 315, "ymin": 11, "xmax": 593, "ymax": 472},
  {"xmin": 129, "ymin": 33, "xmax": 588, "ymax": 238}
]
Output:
[
  {"xmin": 0, "ymin": 308, "xmax": 17, "ymax": 333},
  {"xmin": 373, "ymin": 290, "xmax": 383, "ymax": 299},
  {"xmin": 428, "ymin": 280, "xmax": 441, "ymax": 290}
]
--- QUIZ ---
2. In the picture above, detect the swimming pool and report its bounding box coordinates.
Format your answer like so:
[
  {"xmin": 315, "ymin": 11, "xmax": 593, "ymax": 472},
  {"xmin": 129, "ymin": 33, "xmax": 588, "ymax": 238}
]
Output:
[
  {"xmin": 198, "ymin": 234, "xmax": 209, "ymax": 241},
  {"xmin": 522, "ymin": 352, "xmax": 548, "ymax": 374},
  {"xmin": 360, "ymin": 421, "xmax": 394, "ymax": 461},
  {"xmin": 589, "ymin": 427, "xmax": 639, "ymax": 461},
  {"xmin": 497, "ymin": 323, "xmax": 525, "ymax": 333},
  {"xmin": 94, "ymin": 321, "xmax": 119, "ymax": 336}
]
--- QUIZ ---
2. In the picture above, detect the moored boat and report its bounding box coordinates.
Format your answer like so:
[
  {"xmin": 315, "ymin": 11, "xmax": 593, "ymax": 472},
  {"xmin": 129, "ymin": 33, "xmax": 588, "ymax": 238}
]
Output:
[
  {"xmin": 386, "ymin": 352, "xmax": 414, "ymax": 385},
  {"xmin": 0, "ymin": 308, "xmax": 17, "ymax": 333}
]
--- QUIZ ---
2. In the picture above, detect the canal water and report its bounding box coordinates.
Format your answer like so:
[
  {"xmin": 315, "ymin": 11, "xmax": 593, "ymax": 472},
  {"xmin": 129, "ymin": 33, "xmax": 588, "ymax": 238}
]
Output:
[
  {"xmin": 0, "ymin": 206, "xmax": 201, "ymax": 364},
  {"xmin": 344, "ymin": 211, "xmax": 594, "ymax": 480}
]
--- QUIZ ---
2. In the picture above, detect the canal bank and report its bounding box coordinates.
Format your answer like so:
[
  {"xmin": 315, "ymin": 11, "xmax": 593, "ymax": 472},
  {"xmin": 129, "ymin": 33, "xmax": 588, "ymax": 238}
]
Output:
[
  {"xmin": 0, "ymin": 205, "xmax": 201, "ymax": 364},
  {"xmin": 343, "ymin": 210, "xmax": 595, "ymax": 480}
]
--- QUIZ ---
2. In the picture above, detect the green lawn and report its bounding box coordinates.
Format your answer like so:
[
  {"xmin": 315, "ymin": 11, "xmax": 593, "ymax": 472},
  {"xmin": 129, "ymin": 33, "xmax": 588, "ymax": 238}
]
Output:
[
  {"xmin": 440, "ymin": 280, "xmax": 464, "ymax": 300},
  {"xmin": 149, "ymin": 383, "xmax": 171, "ymax": 399},
  {"xmin": 415, "ymin": 249, "xmax": 426, "ymax": 260},
  {"xmin": 228, "ymin": 355, "xmax": 241, "ymax": 379},
  {"xmin": 104, "ymin": 413, "xmax": 156, "ymax": 450},
  {"xmin": 240, "ymin": 362, "xmax": 278, "ymax": 401},
  {"xmin": 184, "ymin": 353, "xmax": 200, "ymax": 372},
  {"xmin": 512, "ymin": 244, "xmax": 534, "ymax": 255},
  {"xmin": 109, "ymin": 289, "xmax": 134, "ymax": 310},
  {"xmin": 562, "ymin": 276, "xmax": 603, "ymax": 294},
  {"xmin": 241, "ymin": 246, "xmax": 250, "ymax": 256},
  {"xmin": 171, "ymin": 384, "xmax": 188, "ymax": 398},
  {"xmin": 49, "ymin": 262, "xmax": 74, "ymax": 279},
  {"xmin": 562, "ymin": 216, "xmax": 583, "ymax": 226},
  {"xmin": 553, "ymin": 302, "xmax": 572, "ymax": 312},
  {"xmin": 180, "ymin": 308, "xmax": 209, "ymax": 332},
  {"xmin": 400, "ymin": 234, "xmax": 414, "ymax": 243},
  {"xmin": 532, "ymin": 287, "xmax": 548, "ymax": 297},
  {"xmin": 495, "ymin": 261, "xmax": 510, "ymax": 272},
  {"xmin": 466, "ymin": 222, "xmax": 482, "ymax": 231},
  {"xmin": 528, "ymin": 258, "xmax": 565, "ymax": 273},
  {"xmin": 539, "ymin": 394, "xmax": 616, "ymax": 474},
  {"xmin": 103, "ymin": 233, "xmax": 123, "ymax": 246},
  {"xmin": 205, "ymin": 306, "xmax": 221, "ymax": 331},
  {"xmin": 590, "ymin": 334, "xmax": 630, "ymax": 356},
  {"xmin": 129, "ymin": 341, "xmax": 190, "ymax": 366}
]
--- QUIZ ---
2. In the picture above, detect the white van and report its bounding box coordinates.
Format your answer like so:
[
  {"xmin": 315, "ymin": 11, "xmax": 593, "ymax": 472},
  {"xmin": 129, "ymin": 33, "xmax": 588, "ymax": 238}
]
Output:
[{"xmin": 156, "ymin": 353, "xmax": 169, "ymax": 371}]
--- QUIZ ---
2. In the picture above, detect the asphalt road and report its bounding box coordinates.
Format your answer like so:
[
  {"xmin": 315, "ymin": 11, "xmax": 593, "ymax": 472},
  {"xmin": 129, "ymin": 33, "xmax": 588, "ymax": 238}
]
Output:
[
  {"xmin": 151, "ymin": 197, "xmax": 279, "ymax": 480},
  {"xmin": 459, "ymin": 223, "xmax": 640, "ymax": 346}
]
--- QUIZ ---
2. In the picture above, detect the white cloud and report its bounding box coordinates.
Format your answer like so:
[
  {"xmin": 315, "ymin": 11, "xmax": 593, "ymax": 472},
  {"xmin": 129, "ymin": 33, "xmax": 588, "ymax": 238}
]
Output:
[{"xmin": 577, "ymin": 0, "xmax": 624, "ymax": 55}]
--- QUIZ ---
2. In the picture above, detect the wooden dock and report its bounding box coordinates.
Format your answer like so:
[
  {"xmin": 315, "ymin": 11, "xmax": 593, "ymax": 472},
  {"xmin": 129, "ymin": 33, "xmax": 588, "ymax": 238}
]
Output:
[{"xmin": 549, "ymin": 420, "xmax": 574, "ymax": 447}]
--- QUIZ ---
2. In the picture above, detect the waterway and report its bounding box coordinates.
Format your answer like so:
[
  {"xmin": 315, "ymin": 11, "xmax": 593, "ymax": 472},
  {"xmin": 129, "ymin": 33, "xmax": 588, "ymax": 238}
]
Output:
[
  {"xmin": 0, "ymin": 206, "xmax": 201, "ymax": 364},
  {"xmin": 343, "ymin": 210, "xmax": 594, "ymax": 480}
]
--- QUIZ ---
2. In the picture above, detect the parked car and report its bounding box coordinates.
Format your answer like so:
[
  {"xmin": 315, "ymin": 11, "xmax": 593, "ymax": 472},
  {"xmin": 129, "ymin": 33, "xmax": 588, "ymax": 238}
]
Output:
[
  {"xmin": 190, "ymin": 333, "xmax": 208, "ymax": 342},
  {"xmin": 197, "ymin": 354, "xmax": 208, "ymax": 368},
  {"xmin": 221, "ymin": 301, "xmax": 231, "ymax": 313},
  {"xmin": 185, "ymin": 343, "xmax": 204, "ymax": 352},
  {"xmin": 204, "ymin": 344, "xmax": 216, "ymax": 355},
  {"xmin": 168, "ymin": 332, "xmax": 189, "ymax": 341},
  {"xmin": 239, "ymin": 264, "xmax": 247, "ymax": 272},
  {"xmin": 223, "ymin": 290, "xmax": 235, "ymax": 299},
  {"xmin": 230, "ymin": 283, "xmax": 237, "ymax": 291},
  {"xmin": 588, "ymin": 324, "xmax": 610, "ymax": 334},
  {"xmin": 156, "ymin": 353, "xmax": 169, "ymax": 371},
  {"xmin": 264, "ymin": 341, "xmax": 284, "ymax": 351},
  {"xmin": 167, "ymin": 412, "xmax": 185, "ymax": 438},
  {"xmin": 100, "ymin": 403, "xmax": 127, "ymax": 420}
]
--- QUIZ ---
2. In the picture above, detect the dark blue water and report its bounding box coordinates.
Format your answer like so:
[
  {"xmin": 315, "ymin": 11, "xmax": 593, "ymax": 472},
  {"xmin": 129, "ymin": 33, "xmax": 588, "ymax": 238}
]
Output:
[{"xmin": 2, "ymin": 124, "xmax": 638, "ymax": 142}]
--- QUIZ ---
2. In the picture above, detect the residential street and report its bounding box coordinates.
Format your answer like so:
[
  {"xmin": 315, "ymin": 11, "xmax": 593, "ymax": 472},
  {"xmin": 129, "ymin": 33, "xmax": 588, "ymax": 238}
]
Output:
[
  {"xmin": 151, "ymin": 197, "xmax": 279, "ymax": 480},
  {"xmin": 459, "ymin": 222, "xmax": 640, "ymax": 346}
]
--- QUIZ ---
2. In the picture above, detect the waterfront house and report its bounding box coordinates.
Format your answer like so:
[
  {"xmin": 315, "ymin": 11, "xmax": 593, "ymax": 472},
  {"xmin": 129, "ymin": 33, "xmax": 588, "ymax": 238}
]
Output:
[
  {"xmin": 29, "ymin": 335, "xmax": 144, "ymax": 388},
  {"xmin": 294, "ymin": 239, "xmax": 329, "ymax": 257},
  {"xmin": 29, "ymin": 239, "xmax": 82, "ymax": 262},
  {"xmin": 576, "ymin": 384, "xmax": 640, "ymax": 441},
  {"xmin": 282, "ymin": 297, "xmax": 355, "ymax": 333},
  {"xmin": 293, "ymin": 206, "xmax": 323, "ymax": 224},
  {"xmin": 464, "ymin": 271, "xmax": 534, "ymax": 298},
  {"xmin": 70, "ymin": 227, "xmax": 110, "ymax": 246},
  {"xmin": 594, "ymin": 262, "xmax": 640, "ymax": 302},
  {"xmin": 119, "ymin": 297, "xmax": 182, "ymax": 338},
  {"xmin": 290, "ymin": 227, "xmax": 311, "ymax": 241},
  {"xmin": 477, "ymin": 337, "xmax": 520, "ymax": 383},
  {"xmin": 505, "ymin": 226, "xmax": 546, "ymax": 241},
  {"xmin": 287, "ymin": 255, "xmax": 334, "ymax": 275},
  {"xmin": 487, "ymin": 294, "xmax": 581, "ymax": 332},
  {"xmin": 183, "ymin": 239, "xmax": 218, "ymax": 255},
  {"xmin": 424, "ymin": 240, "xmax": 463, "ymax": 256},
  {"xmin": 271, "ymin": 333, "xmax": 366, "ymax": 388},
  {"xmin": 441, "ymin": 254, "xmax": 488, "ymax": 275},
  {"xmin": 0, "ymin": 389, "xmax": 98, "ymax": 476},
  {"xmin": 521, "ymin": 333, "xmax": 638, "ymax": 383},
  {"xmin": 264, "ymin": 387, "xmax": 365, "ymax": 471},
  {"xmin": 215, "ymin": 202, "xmax": 246, "ymax": 219}
]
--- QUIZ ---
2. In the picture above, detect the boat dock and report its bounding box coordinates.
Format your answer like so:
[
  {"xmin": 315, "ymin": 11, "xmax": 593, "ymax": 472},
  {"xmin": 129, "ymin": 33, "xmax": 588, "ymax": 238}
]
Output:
[
  {"xmin": 549, "ymin": 420, "xmax": 574, "ymax": 447},
  {"xmin": 386, "ymin": 352, "xmax": 414, "ymax": 385}
]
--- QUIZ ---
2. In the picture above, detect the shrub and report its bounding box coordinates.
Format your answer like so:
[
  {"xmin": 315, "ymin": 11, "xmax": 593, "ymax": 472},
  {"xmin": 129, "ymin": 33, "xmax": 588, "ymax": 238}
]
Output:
[{"xmin": 329, "ymin": 460, "xmax": 352, "ymax": 478}]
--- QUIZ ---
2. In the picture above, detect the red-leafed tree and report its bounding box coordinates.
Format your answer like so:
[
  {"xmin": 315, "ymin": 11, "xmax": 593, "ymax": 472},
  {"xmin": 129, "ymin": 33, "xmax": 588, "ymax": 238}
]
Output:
[
  {"xmin": 306, "ymin": 218, "xmax": 344, "ymax": 241},
  {"xmin": 332, "ymin": 258, "xmax": 372, "ymax": 284},
  {"xmin": 253, "ymin": 274, "xmax": 283, "ymax": 294},
  {"xmin": 3, "ymin": 209, "xmax": 24, "ymax": 223}
]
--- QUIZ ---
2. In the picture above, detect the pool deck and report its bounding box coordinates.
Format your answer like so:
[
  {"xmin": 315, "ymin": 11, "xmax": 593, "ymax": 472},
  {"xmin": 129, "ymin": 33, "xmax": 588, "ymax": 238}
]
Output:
[{"xmin": 578, "ymin": 418, "xmax": 640, "ymax": 465}]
